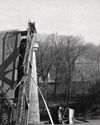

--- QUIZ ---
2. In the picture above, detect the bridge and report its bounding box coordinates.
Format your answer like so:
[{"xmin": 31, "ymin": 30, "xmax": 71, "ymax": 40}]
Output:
[{"xmin": 0, "ymin": 21, "xmax": 40, "ymax": 125}]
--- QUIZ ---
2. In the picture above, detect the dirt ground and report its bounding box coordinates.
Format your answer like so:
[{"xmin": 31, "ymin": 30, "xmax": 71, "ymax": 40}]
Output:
[
  {"xmin": 75, "ymin": 120, "xmax": 100, "ymax": 125},
  {"xmin": 40, "ymin": 120, "xmax": 100, "ymax": 125}
]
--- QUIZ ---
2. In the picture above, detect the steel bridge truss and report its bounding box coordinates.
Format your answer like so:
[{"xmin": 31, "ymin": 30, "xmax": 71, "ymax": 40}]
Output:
[{"xmin": 0, "ymin": 22, "xmax": 37, "ymax": 125}]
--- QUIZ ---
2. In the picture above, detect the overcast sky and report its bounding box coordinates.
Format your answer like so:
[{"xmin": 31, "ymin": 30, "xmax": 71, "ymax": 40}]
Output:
[{"xmin": 0, "ymin": 0, "xmax": 100, "ymax": 45}]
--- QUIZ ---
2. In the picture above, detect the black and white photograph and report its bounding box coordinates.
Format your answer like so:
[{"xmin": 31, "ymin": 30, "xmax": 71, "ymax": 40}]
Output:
[{"xmin": 0, "ymin": 0, "xmax": 100, "ymax": 125}]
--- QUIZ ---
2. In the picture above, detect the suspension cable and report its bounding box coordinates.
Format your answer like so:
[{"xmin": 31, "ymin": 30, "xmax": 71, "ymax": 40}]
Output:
[{"xmin": 31, "ymin": 75, "xmax": 54, "ymax": 125}]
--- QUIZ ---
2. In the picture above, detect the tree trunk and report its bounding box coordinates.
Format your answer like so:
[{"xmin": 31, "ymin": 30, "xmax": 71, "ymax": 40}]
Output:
[
  {"xmin": 53, "ymin": 78, "xmax": 57, "ymax": 97},
  {"xmin": 53, "ymin": 84, "xmax": 57, "ymax": 96},
  {"xmin": 67, "ymin": 76, "xmax": 71, "ymax": 102}
]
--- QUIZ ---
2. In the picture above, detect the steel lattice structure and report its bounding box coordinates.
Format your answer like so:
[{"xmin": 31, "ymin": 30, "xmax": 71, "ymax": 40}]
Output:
[{"xmin": 0, "ymin": 22, "xmax": 39, "ymax": 125}]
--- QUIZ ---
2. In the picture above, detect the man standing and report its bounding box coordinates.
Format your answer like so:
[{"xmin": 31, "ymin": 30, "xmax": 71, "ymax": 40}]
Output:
[{"xmin": 58, "ymin": 107, "xmax": 63, "ymax": 124}]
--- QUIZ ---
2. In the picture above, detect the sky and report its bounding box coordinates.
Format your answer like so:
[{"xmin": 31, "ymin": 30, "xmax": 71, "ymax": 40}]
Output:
[{"xmin": 0, "ymin": 0, "xmax": 100, "ymax": 45}]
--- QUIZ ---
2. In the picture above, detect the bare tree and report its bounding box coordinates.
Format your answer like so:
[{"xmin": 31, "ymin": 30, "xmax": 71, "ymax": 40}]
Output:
[
  {"xmin": 36, "ymin": 35, "xmax": 55, "ymax": 99},
  {"xmin": 76, "ymin": 44, "xmax": 100, "ymax": 97},
  {"xmin": 51, "ymin": 35, "xmax": 66, "ymax": 96},
  {"xmin": 36, "ymin": 34, "xmax": 86, "ymax": 102},
  {"xmin": 58, "ymin": 35, "xmax": 86, "ymax": 101}
]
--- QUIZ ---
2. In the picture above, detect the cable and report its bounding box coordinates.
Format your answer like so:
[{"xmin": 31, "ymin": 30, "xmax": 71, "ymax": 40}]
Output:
[{"xmin": 31, "ymin": 75, "xmax": 54, "ymax": 125}]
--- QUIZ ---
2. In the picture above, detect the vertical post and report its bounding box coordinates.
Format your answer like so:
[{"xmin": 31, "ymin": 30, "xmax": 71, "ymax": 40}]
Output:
[{"xmin": 28, "ymin": 42, "xmax": 40, "ymax": 125}]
